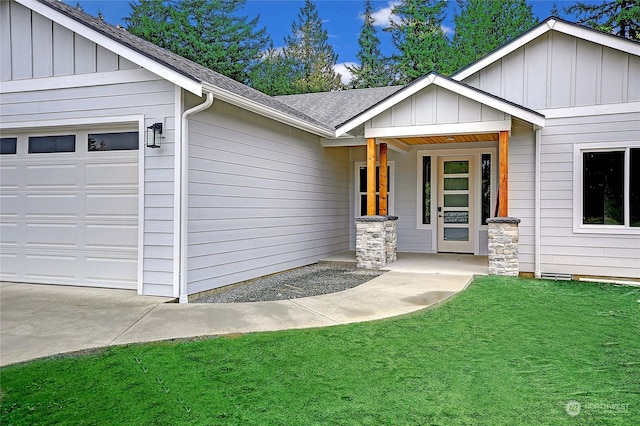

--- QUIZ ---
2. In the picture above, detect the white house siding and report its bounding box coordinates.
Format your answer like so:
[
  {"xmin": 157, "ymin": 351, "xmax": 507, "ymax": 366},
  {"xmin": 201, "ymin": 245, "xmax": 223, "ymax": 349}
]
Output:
[
  {"xmin": 0, "ymin": 1, "xmax": 138, "ymax": 82},
  {"xmin": 0, "ymin": 4, "xmax": 177, "ymax": 295},
  {"xmin": 368, "ymin": 85, "xmax": 507, "ymax": 129},
  {"xmin": 185, "ymin": 99, "xmax": 350, "ymax": 294},
  {"xmin": 461, "ymin": 31, "xmax": 640, "ymax": 109},
  {"xmin": 508, "ymin": 122, "xmax": 536, "ymax": 272},
  {"xmin": 539, "ymin": 112, "xmax": 640, "ymax": 278}
]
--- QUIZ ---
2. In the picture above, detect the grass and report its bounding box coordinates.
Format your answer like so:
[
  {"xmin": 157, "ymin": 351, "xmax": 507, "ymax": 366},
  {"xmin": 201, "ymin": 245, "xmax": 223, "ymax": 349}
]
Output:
[{"xmin": 1, "ymin": 276, "xmax": 639, "ymax": 425}]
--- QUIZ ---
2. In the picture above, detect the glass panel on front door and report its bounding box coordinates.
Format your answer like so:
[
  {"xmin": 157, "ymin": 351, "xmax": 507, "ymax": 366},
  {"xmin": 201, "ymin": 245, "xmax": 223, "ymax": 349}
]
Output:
[{"xmin": 438, "ymin": 157, "xmax": 474, "ymax": 253}]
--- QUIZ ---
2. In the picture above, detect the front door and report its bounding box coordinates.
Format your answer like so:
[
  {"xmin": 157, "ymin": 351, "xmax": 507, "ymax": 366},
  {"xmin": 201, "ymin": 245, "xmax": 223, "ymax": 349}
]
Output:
[{"xmin": 438, "ymin": 156, "xmax": 474, "ymax": 253}]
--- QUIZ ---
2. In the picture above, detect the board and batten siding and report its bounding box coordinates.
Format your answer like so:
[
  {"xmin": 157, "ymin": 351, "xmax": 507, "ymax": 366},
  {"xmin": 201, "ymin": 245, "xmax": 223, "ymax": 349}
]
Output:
[
  {"xmin": 0, "ymin": 1, "xmax": 139, "ymax": 82},
  {"xmin": 539, "ymin": 112, "xmax": 640, "ymax": 278},
  {"xmin": 185, "ymin": 99, "xmax": 350, "ymax": 294},
  {"xmin": 367, "ymin": 85, "xmax": 507, "ymax": 129},
  {"xmin": 0, "ymin": 5, "xmax": 178, "ymax": 296},
  {"xmin": 461, "ymin": 31, "xmax": 640, "ymax": 109}
]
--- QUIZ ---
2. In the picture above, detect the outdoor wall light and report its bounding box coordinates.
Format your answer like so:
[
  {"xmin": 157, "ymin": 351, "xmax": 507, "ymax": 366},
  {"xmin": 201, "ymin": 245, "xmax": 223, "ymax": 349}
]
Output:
[{"xmin": 146, "ymin": 122, "xmax": 163, "ymax": 148}]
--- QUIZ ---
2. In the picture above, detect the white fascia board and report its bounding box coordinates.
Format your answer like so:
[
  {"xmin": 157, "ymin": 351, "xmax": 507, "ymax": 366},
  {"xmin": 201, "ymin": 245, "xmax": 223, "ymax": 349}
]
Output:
[
  {"xmin": 18, "ymin": 0, "xmax": 202, "ymax": 96},
  {"xmin": 334, "ymin": 74, "xmax": 438, "ymax": 137},
  {"xmin": 538, "ymin": 101, "xmax": 640, "ymax": 119},
  {"xmin": 432, "ymin": 76, "xmax": 546, "ymax": 127},
  {"xmin": 202, "ymin": 82, "xmax": 334, "ymax": 138},
  {"xmin": 320, "ymin": 136, "xmax": 409, "ymax": 153},
  {"xmin": 365, "ymin": 120, "xmax": 511, "ymax": 139}
]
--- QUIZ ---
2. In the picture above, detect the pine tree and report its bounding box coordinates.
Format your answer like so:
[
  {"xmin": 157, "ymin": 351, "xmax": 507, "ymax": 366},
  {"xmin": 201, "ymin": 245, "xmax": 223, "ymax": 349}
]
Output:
[
  {"xmin": 125, "ymin": 0, "xmax": 269, "ymax": 84},
  {"xmin": 283, "ymin": 0, "xmax": 343, "ymax": 93},
  {"xmin": 450, "ymin": 0, "xmax": 538, "ymax": 73},
  {"xmin": 386, "ymin": 0, "xmax": 452, "ymax": 83},
  {"xmin": 565, "ymin": 0, "xmax": 640, "ymax": 40},
  {"xmin": 248, "ymin": 43, "xmax": 299, "ymax": 96},
  {"xmin": 348, "ymin": 0, "xmax": 395, "ymax": 88}
]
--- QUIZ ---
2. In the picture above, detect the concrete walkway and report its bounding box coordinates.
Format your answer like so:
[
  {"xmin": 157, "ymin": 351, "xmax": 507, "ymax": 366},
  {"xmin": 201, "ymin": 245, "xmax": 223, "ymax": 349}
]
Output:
[{"xmin": 0, "ymin": 271, "xmax": 474, "ymax": 367}]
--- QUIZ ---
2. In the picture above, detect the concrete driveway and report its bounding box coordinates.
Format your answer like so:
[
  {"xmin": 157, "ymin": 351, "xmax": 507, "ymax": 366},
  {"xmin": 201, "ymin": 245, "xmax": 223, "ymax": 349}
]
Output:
[{"xmin": 1, "ymin": 272, "xmax": 473, "ymax": 367}]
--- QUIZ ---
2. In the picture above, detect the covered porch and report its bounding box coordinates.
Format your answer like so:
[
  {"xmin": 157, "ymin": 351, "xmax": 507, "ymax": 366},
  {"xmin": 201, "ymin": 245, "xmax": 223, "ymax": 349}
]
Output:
[{"xmin": 321, "ymin": 251, "xmax": 489, "ymax": 276}]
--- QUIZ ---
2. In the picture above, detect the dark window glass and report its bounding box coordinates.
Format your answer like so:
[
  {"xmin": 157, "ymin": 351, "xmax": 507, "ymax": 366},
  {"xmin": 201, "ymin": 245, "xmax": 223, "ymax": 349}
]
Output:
[
  {"xmin": 422, "ymin": 156, "xmax": 431, "ymax": 224},
  {"xmin": 360, "ymin": 194, "xmax": 380, "ymax": 216},
  {"xmin": 481, "ymin": 153, "xmax": 491, "ymax": 225},
  {"xmin": 28, "ymin": 135, "xmax": 75, "ymax": 154},
  {"xmin": 631, "ymin": 148, "xmax": 640, "ymax": 227},
  {"xmin": 583, "ymin": 151, "xmax": 624, "ymax": 225},
  {"xmin": 359, "ymin": 165, "xmax": 389, "ymax": 215},
  {"xmin": 88, "ymin": 132, "xmax": 139, "ymax": 151},
  {"xmin": 0, "ymin": 137, "xmax": 17, "ymax": 155}
]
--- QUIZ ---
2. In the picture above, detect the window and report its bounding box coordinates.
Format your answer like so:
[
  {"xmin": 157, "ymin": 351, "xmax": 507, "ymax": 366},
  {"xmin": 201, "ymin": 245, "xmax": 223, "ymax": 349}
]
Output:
[
  {"xmin": 88, "ymin": 132, "xmax": 139, "ymax": 151},
  {"xmin": 0, "ymin": 137, "xmax": 17, "ymax": 155},
  {"xmin": 28, "ymin": 135, "xmax": 75, "ymax": 154},
  {"xmin": 356, "ymin": 163, "xmax": 393, "ymax": 216},
  {"xmin": 422, "ymin": 156, "xmax": 431, "ymax": 224},
  {"xmin": 481, "ymin": 153, "xmax": 492, "ymax": 225},
  {"xmin": 580, "ymin": 147, "xmax": 639, "ymax": 229}
]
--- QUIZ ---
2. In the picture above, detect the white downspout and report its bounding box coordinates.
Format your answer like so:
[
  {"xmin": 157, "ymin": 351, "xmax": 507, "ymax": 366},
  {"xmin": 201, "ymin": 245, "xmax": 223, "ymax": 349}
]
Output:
[
  {"xmin": 534, "ymin": 126, "xmax": 541, "ymax": 279},
  {"xmin": 178, "ymin": 91, "xmax": 214, "ymax": 303}
]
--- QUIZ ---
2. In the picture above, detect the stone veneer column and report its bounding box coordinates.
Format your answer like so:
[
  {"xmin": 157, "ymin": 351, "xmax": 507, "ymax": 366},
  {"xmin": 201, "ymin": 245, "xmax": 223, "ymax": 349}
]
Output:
[
  {"xmin": 355, "ymin": 215, "xmax": 398, "ymax": 269},
  {"xmin": 384, "ymin": 216, "xmax": 398, "ymax": 264},
  {"xmin": 486, "ymin": 217, "xmax": 521, "ymax": 276}
]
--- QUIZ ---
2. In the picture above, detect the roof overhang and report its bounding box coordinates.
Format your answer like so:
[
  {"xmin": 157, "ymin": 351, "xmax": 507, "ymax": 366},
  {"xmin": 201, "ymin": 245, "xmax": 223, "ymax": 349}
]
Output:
[
  {"xmin": 453, "ymin": 18, "xmax": 640, "ymax": 82},
  {"xmin": 19, "ymin": 0, "xmax": 203, "ymax": 95},
  {"xmin": 333, "ymin": 74, "xmax": 545, "ymax": 138}
]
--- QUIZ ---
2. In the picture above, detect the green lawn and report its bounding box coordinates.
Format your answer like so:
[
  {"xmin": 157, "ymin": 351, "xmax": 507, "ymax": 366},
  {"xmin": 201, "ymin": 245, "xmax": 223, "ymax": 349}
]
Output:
[{"xmin": 1, "ymin": 276, "xmax": 639, "ymax": 425}]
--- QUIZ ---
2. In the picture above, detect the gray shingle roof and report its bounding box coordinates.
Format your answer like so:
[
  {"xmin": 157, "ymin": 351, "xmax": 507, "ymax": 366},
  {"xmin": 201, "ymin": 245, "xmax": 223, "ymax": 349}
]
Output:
[
  {"xmin": 37, "ymin": 0, "xmax": 333, "ymax": 133},
  {"xmin": 276, "ymin": 86, "xmax": 404, "ymax": 129}
]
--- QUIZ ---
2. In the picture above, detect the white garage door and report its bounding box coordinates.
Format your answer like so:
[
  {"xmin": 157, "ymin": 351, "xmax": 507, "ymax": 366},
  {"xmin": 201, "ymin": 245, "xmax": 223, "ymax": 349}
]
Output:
[{"xmin": 0, "ymin": 128, "xmax": 140, "ymax": 289}]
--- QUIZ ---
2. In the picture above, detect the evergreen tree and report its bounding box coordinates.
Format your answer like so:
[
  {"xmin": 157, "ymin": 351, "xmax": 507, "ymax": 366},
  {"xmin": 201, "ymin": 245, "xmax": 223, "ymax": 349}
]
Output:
[
  {"xmin": 565, "ymin": 0, "xmax": 640, "ymax": 40},
  {"xmin": 125, "ymin": 0, "xmax": 269, "ymax": 84},
  {"xmin": 386, "ymin": 0, "xmax": 452, "ymax": 83},
  {"xmin": 248, "ymin": 43, "xmax": 299, "ymax": 95},
  {"xmin": 348, "ymin": 0, "xmax": 395, "ymax": 88},
  {"xmin": 283, "ymin": 0, "xmax": 343, "ymax": 93},
  {"xmin": 450, "ymin": 0, "xmax": 538, "ymax": 73}
]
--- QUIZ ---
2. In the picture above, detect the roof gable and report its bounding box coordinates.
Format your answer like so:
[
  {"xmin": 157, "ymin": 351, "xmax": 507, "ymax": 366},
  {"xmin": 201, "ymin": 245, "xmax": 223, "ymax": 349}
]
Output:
[
  {"xmin": 334, "ymin": 74, "xmax": 545, "ymax": 137},
  {"xmin": 453, "ymin": 17, "xmax": 640, "ymax": 82}
]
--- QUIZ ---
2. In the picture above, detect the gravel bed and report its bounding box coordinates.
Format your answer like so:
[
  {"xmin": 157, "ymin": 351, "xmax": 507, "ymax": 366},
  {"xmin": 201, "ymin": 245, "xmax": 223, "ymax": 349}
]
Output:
[{"xmin": 191, "ymin": 263, "xmax": 385, "ymax": 303}]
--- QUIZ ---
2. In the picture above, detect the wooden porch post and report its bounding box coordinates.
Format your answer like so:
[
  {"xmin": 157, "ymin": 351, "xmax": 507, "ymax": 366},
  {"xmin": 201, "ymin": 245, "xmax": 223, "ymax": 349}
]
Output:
[
  {"xmin": 498, "ymin": 130, "xmax": 509, "ymax": 217},
  {"xmin": 367, "ymin": 138, "xmax": 376, "ymax": 215},
  {"xmin": 379, "ymin": 143, "xmax": 388, "ymax": 215}
]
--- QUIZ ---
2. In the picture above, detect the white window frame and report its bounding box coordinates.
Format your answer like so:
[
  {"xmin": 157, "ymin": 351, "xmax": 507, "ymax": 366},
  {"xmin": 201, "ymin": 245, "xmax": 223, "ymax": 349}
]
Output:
[
  {"xmin": 573, "ymin": 142, "xmax": 640, "ymax": 234},
  {"xmin": 354, "ymin": 161, "xmax": 395, "ymax": 217}
]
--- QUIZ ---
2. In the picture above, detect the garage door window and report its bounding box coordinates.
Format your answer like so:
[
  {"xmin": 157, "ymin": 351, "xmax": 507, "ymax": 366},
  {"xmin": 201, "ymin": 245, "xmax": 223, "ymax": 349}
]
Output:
[
  {"xmin": 88, "ymin": 132, "xmax": 139, "ymax": 151},
  {"xmin": 28, "ymin": 135, "xmax": 76, "ymax": 154},
  {"xmin": 0, "ymin": 137, "xmax": 17, "ymax": 155}
]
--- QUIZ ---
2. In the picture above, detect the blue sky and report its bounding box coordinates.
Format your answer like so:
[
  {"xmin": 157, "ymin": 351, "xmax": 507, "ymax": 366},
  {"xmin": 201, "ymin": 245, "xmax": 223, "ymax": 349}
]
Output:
[{"xmin": 67, "ymin": 0, "xmax": 589, "ymax": 82}]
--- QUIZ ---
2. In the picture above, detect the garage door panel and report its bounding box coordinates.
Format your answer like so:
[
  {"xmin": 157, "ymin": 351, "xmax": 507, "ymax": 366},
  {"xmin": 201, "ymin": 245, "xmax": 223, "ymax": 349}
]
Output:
[
  {"xmin": 26, "ymin": 194, "xmax": 79, "ymax": 217},
  {"xmin": 0, "ymin": 254, "xmax": 18, "ymax": 279},
  {"xmin": 86, "ymin": 256, "xmax": 137, "ymax": 284},
  {"xmin": 86, "ymin": 162, "xmax": 137, "ymax": 187},
  {"xmin": 0, "ymin": 194, "xmax": 20, "ymax": 216},
  {"xmin": 0, "ymin": 165, "xmax": 20, "ymax": 189},
  {"xmin": 85, "ymin": 224, "xmax": 137, "ymax": 249},
  {"xmin": 0, "ymin": 222, "xmax": 19, "ymax": 245},
  {"xmin": 86, "ymin": 193, "xmax": 137, "ymax": 218},
  {"xmin": 25, "ymin": 223, "xmax": 78, "ymax": 248},
  {"xmin": 26, "ymin": 164, "xmax": 78, "ymax": 188},
  {"xmin": 25, "ymin": 253, "xmax": 78, "ymax": 281}
]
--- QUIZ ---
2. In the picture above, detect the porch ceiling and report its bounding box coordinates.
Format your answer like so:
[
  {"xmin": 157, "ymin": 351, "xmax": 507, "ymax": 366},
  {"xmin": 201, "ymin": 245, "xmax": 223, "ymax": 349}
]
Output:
[{"xmin": 392, "ymin": 133, "xmax": 499, "ymax": 145}]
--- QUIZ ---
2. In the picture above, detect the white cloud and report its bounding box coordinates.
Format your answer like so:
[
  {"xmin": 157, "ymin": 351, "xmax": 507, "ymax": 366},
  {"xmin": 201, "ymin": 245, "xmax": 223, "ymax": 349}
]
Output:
[
  {"xmin": 370, "ymin": 1, "xmax": 401, "ymax": 28},
  {"xmin": 442, "ymin": 25, "xmax": 454, "ymax": 36},
  {"xmin": 334, "ymin": 62, "xmax": 356, "ymax": 85}
]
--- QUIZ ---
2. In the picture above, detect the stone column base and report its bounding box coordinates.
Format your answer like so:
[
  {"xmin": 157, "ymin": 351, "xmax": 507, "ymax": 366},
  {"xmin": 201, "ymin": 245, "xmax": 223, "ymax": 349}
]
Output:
[
  {"xmin": 355, "ymin": 215, "xmax": 398, "ymax": 269},
  {"xmin": 487, "ymin": 217, "xmax": 521, "ymax": 276}
]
